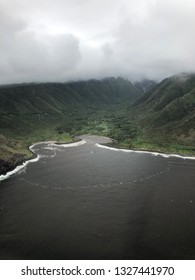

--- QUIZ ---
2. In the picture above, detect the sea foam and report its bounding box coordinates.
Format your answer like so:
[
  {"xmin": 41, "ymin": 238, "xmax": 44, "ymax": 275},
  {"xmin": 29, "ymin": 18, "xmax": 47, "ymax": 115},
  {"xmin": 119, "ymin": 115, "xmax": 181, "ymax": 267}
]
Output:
[
  {"xmin": 0, "ymin": 143, "xmax": 52, "ymax": 182},
  {"xmin": 0, "ymin": 140, "xmax": 87, "ymax": 182},
  {"xmin": 96, "ymin": 143, "xmax": 195, "ymax": 160},
  {"xmin": 0, "ymin": 154, "xmax": 41, "ymax": 182},
  {"xmin": 48, "ymin": 139, "xmax": 86, "ymax": 148}
]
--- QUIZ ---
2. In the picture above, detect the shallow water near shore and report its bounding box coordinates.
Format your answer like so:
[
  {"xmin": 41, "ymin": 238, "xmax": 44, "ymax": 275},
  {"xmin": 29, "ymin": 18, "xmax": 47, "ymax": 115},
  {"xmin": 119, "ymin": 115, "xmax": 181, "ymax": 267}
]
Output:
[{"xmin": 0, "ymin": 135, "xmax": 195, "ymax": 259}]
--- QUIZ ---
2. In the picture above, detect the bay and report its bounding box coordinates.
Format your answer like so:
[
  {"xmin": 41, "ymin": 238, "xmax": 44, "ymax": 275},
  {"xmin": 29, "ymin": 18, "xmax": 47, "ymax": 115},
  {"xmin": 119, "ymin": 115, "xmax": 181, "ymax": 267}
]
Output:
[{"xmin": 0, "ymin": 135, "xmax": 194, "ymax": 260}]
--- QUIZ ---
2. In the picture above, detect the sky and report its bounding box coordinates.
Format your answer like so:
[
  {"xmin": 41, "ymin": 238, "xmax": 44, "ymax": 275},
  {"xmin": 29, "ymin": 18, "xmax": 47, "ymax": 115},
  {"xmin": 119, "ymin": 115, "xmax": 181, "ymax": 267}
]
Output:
[{"xmin": 1, "ymin": 0, "xmax": 195, "ymax": 84}]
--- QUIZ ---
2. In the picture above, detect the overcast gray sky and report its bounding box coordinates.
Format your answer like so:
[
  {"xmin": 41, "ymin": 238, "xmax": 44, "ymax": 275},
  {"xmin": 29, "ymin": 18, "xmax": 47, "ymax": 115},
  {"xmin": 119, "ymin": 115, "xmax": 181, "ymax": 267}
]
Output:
[{"xmin": 0, "ymin": 0, "xmax": 195, "ymax": 84}]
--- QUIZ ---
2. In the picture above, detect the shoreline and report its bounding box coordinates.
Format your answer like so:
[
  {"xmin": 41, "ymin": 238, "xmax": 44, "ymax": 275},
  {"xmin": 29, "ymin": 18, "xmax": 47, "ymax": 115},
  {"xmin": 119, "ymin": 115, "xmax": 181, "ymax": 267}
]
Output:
[
  {"xmin": 0, "ymin": 136, "xmax": 195, "ymax": 181},
  {"xmin": 0, "ymin": 144, "xmax": 41, "ymax": 182},
  {"xmin": 105, "ymin": 139, "xmax": 195, "ymax": 158},
  {"xmin": 97, "ymin": 143, "xmax": 195, "ymax": 160},
  {"xmin": 0, "ymin": 141, "xmax": 59, "ymax": 178},
  {"xmin": 0, "ymin": 138, "xmax": 85, "ymax": 181}
]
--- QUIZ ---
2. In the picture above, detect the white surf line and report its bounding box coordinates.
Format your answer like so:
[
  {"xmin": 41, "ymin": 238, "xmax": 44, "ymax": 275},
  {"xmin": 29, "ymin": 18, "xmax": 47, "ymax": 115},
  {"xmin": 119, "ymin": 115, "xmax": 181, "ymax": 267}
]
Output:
[
  {"xmin": 0, "ymin": 143, "xmax": 45, "ymax": 182},
  {"xmin": 48, "ymin": 139, "xmax": 86, "ymax": 148},
  {"xmin": 96, "ymin": 143, "xmax": 195, "ymax": 160},
  {"xmin": 0, "ymin": 140, "xmax": 87, "ymax": 182},
  {"xmin": 0, "ymin": 156, "xmax": 41, "ymax": 182}
]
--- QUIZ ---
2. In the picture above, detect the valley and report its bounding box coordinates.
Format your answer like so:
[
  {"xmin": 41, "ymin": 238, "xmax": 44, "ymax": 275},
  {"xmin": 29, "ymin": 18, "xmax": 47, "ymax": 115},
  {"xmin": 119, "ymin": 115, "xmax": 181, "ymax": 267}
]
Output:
[{"xmin": 0, "ymin": 74, "xmax": 195, "ymax": 175}]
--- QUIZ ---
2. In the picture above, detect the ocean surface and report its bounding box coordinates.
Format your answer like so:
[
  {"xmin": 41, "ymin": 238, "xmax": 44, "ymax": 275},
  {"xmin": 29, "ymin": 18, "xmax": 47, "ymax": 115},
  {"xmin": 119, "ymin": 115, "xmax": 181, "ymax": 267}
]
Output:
[{"xmin": 0, "ymin": 135, "xmax": 195, "ymax": 260}]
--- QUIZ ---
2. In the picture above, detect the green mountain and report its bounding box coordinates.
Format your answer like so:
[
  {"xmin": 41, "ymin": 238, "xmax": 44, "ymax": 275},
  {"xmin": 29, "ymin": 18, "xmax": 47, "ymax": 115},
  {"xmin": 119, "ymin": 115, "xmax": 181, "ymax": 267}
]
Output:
[
  {"xmin": 0, "ymin": 77, "xmax": 141, "ymax": 174},
  {"xmin": 0, "ymin": 77, "xmax": 140, "ymax": 115},
  {"xmin": 1, "ymin": 74, "xmax": 195, "ymax": 175},
  {"xmin": 128, "ymin": 73, "xmax": 195, "ymax": 152},
  {"xmin": 134, "ymin": 79, "xmax": 157, "ymax": 93}
]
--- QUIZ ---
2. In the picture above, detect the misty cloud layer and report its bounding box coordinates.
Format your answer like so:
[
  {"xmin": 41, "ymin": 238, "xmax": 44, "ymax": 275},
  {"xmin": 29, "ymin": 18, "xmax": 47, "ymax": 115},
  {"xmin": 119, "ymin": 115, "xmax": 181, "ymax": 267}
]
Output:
[{"xmin": 0, "ymin": 0, "xmax": 195, "ymax": 84}]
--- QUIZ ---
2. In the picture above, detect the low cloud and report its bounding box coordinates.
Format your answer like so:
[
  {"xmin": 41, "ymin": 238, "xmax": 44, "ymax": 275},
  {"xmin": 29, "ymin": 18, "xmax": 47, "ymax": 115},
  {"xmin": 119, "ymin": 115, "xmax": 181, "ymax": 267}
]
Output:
[
  {"xmin": 0, "ymin": 23, "xmax": 81, "ymax": 83},
  {"xmin": 0, "ymin": 0, "xmax": 195, "ymax": 84}
]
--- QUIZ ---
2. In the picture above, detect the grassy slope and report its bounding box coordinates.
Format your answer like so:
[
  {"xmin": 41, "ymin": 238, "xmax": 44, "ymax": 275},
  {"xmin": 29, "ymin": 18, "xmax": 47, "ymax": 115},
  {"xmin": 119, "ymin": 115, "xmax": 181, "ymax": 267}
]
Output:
[{"xmin": 119, "ymin": 74, "xmax": 195, "ymax": 154}]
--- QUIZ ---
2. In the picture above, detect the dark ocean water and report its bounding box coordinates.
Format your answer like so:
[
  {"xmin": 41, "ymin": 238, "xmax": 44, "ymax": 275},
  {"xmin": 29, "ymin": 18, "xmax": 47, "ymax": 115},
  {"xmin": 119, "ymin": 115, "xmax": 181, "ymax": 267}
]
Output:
[{"xmin": 0, "ymin": 135, "xmax": 195, "ymax": 260}]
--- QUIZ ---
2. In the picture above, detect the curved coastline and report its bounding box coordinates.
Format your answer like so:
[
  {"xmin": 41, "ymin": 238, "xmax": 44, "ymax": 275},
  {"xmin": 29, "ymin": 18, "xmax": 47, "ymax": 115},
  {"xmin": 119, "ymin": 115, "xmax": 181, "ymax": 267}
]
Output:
[
  {"xmin": 0, "ymin": 135, "xmax": 194, "ymax": 182},
  {"xmin": 48, "ymin": 139, "xmax": 86, "ymax": 148},
  {"xmin": 0, "ymin": 139, "xmax": 86, "ymax": 182},
  {"xmin": 0, "ymin": 144, "xmax": 40, "ymax": 182},
  {"xmin": 96, "ymin": 143, "xmax": 195, "ymax": 160}
]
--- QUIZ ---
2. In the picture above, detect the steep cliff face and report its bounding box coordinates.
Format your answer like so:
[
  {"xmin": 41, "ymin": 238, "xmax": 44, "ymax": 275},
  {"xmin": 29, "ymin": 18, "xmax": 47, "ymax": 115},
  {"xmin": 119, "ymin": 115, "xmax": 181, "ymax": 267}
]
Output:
[
  {"xmin": 0, "ymin": 78, "xmax": 141, "ymax": 114},
  {"xmin": 133, "ymin": 74, "xmax": 195, "ymax": 116}
]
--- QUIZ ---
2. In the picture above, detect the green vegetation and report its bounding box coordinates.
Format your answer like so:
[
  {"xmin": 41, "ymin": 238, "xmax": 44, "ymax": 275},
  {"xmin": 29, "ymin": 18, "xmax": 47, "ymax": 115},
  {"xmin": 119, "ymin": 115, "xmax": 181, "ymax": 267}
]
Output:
[
  {"xmin": 128, "ymin": 73, "xmax": 195, "ymax": 154},
  {"xmin": 0, "ymin": 78, "xmax": 142, "ymax": 174},
  {"xmin": 0, "ymin": 74, "xmax": 195, "ymax": 174}
]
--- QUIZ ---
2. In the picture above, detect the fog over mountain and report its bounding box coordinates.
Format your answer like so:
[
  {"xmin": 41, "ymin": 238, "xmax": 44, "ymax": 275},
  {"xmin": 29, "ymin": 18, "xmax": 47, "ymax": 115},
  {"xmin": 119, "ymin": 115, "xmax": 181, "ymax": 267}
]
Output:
[{"xmin": 1, "ymin": 0, "xmax": 195, "ymax": 84}]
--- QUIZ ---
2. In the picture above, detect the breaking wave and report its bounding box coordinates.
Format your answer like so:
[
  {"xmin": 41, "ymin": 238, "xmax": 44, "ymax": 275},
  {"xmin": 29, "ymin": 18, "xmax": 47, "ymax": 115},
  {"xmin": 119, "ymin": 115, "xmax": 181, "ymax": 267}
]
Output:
[
  {"xmin": 96, "ymin": 143, "xmax": 195, "ymax": 160},
  {"xmin": 0, "ymin": 140, "xmax": 87, "ymax": 182},
  {"xmin": 0, "ymin": 153, "xmax": 41, "ymax": 182},
  {"xmin": 48, "ymin": 139, "xmax": 86, "ymax": 148}
]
